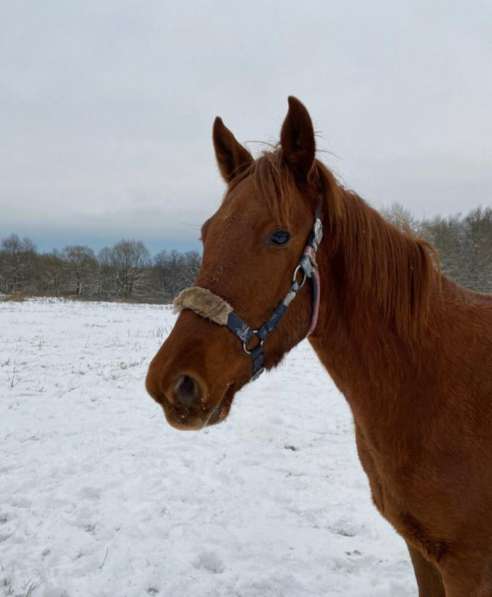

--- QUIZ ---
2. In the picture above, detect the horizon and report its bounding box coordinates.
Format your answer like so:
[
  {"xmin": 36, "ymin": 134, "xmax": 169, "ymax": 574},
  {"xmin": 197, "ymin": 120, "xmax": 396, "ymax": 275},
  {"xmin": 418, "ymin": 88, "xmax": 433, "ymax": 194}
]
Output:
[
  {"xmin": 3, "ymin": 198, "xmax": 491, "ymax": 257},
  {"xmin": 0, "ymin": 229, "xmax": 201, "ymax": 256},
  {"xmin": 0, "ymin": 231, "xmax": 201, "ymax": 256}
]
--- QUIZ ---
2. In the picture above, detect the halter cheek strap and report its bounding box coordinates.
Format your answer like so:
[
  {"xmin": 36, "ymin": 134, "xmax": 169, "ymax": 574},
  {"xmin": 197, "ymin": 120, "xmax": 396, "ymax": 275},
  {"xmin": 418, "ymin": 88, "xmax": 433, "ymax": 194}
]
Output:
[{"xmin": 174, "ymin": 207, "xmax": 323, "ymax": 381}]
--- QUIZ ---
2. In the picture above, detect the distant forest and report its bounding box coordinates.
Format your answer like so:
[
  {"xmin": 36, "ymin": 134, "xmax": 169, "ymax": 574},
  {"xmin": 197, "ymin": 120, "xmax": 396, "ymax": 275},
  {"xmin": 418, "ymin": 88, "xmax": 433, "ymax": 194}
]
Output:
[
  {"xmin": 1, "ymin": 204, "xmax": 491, "ymax": 303},
  {"xmin": 0, "ymin": 237, "xmax": 200, "ymax": 303},
  {"xmin": 382, "ymin": 204, "xmax": 492, "ymax": 294}
]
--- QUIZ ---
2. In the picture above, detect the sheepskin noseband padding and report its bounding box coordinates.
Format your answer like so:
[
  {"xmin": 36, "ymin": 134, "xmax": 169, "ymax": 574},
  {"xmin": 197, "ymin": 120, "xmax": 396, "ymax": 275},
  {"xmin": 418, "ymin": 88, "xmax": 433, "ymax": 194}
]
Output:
[{"xmin": 173, "ymin": 286, "xmax": 233, "ymax": 327}]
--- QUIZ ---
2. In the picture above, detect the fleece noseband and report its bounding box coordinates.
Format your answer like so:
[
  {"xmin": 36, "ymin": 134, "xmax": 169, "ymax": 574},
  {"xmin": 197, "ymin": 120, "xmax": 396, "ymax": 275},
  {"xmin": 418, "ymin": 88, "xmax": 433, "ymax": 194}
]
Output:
[{"xmin": 174, "ymin": 208, "xmax": 323, "ymax": 381}]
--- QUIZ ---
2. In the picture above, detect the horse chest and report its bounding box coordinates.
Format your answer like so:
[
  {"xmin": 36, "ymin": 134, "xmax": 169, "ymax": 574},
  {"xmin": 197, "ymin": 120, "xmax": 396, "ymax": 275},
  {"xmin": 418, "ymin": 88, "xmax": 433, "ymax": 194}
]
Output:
[{"xmin": 354, "ymin": 424, "xmax": 450, "ymax": 562}]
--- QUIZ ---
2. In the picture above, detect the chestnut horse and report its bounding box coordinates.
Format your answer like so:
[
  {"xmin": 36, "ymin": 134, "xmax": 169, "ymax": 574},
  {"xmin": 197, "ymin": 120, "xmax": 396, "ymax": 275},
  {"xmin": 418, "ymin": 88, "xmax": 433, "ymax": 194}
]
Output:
[{"xmin": 146, "ymin": 97, "xmax": 492, "ymax": 596}]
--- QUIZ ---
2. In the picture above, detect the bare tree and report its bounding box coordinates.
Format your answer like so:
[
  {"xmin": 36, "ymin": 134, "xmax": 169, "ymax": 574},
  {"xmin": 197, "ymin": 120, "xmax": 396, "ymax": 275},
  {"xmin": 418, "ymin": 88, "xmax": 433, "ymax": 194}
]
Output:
[
  {"xmin": 0, "ymin": 234, "xmax": 36, "ymax": 293},
  {"xmin": 462, "ymin": 207, "xmax": 492, "ymax": 293},
  {"xmin": 153, "ymin": 249, "xmax": 200, "ymax": 300},
  {"xmin": 98, "ymin": 240, "xmax": 150, "ymax": 299},
  {"xmin": 62, "ymin": 245, "xmax": 98, "ymax": 297},
  {"xmin": 381, "ymin": 202, "xmax": 419, "ymax": 233},
  {"xmin": 36, "ymin": 251, "xmax": 65, "ymax": 296}
]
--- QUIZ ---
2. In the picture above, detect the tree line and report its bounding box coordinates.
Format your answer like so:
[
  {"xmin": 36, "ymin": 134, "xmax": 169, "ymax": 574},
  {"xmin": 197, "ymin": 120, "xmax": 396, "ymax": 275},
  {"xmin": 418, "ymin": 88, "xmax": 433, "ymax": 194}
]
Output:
[
  {"xmin": 0, "ymin": 237, "xmax": 200, "ymax": 303},
  {"xmin": 1, "ymin": 204, "xmax": 492, "ymax": 303},
  {"xmin": 382, "ymin": 204, "xmax": 492, "ymax": 294}
]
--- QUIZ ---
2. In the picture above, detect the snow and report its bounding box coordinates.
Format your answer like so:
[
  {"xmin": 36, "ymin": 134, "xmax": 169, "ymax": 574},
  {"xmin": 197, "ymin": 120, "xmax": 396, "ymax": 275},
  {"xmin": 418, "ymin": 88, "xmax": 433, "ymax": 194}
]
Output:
[{"xmin": 1, "ymin": 299, "xmax": 415, "ymax": 597}]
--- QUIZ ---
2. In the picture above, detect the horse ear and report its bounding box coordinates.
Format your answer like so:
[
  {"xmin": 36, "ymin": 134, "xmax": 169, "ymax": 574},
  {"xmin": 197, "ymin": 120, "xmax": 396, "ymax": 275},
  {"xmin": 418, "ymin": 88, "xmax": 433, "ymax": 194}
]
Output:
[
  {"xmin": 280, "ymin": 96, "xmax": 316, "ymax": 181},
  {"xmin": 212, "ymin": 117, "xmax": 253, "ymax": 183}
]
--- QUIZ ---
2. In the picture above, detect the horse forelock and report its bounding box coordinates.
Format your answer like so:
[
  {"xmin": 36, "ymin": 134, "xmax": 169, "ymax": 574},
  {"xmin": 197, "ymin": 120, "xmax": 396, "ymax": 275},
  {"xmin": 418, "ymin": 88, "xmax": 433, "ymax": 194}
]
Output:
[{"xmin": 224, "ymin": 149, "xmax": 298, "ymax": 226}]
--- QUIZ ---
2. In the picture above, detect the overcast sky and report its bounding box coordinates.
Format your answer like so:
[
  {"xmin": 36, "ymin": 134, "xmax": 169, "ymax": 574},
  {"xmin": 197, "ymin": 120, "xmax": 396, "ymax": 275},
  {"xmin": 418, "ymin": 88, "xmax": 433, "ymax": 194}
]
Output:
[{"xmin": 1, "ymin": 1, "xmax": 491, "ymax": 253}]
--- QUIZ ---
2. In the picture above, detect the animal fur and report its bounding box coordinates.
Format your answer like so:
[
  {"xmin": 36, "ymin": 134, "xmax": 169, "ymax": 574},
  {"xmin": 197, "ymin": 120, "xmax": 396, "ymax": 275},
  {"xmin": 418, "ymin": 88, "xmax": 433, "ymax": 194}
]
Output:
[{"xmin": 173, "ymin": 286, "xmax": 232, "ymax": 326}]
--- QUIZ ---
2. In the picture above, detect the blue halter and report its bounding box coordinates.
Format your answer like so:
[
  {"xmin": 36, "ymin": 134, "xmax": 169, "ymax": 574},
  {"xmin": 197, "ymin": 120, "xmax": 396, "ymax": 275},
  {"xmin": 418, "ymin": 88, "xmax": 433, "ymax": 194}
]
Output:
[{"xmin": 224, "ymin": 207, "xmax": 323, "ymax": 379}]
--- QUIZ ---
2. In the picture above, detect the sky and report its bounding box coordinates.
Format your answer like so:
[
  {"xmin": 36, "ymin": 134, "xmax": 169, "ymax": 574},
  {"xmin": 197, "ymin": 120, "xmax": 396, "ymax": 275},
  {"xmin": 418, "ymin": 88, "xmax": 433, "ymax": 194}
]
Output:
[{"xmin": 1, "ymin": 1, "xmax": 491, "ymax": 254}]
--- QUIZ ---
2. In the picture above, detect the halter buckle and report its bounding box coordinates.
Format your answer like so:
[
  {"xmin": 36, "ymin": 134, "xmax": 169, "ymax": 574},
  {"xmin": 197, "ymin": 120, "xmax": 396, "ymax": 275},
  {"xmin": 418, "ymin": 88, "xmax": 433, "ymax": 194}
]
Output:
[
  {"xmin": 292, "ymin": 264, "xmax": 307, "ymax": 288},
  {"xmin": 242, "ymin": 331, "xmax": 264, "ymax": 355}
]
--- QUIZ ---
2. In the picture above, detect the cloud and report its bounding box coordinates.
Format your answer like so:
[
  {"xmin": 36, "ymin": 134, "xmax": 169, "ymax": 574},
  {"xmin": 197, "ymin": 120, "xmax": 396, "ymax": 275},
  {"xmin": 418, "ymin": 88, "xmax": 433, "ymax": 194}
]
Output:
[{"xmin": 1, "ymin": 1, "xmax": 491, "ymax": 250}]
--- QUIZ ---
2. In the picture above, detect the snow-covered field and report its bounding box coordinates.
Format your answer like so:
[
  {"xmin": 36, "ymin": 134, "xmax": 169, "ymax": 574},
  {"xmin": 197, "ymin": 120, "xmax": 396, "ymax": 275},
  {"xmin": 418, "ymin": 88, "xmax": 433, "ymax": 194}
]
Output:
[{"xmin": 1, "ymin": 300, "xmax": 415, "ymax": 597}]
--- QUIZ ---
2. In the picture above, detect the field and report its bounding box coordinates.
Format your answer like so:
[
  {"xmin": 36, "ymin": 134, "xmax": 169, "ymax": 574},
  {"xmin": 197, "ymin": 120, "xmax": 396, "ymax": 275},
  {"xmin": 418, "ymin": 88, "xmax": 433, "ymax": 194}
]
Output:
[{"xmin": 1, "ymin": 300, "xmax": 415, "ymax": 597}]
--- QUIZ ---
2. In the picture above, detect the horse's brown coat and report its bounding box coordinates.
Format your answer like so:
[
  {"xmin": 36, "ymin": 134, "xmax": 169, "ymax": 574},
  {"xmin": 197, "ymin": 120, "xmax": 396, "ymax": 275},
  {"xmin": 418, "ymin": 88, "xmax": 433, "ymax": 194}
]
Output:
[{"xmin": 146, "ymin": 97, "xmax": 492, "ymax": 596}]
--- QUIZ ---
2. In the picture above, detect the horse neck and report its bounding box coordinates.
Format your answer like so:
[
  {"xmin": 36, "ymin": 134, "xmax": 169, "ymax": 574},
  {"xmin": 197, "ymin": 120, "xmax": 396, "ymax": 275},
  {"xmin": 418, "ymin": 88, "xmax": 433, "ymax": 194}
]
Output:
[{"xmin": 308, "ymin": 187, "xmax": 442, "ymax": 424}]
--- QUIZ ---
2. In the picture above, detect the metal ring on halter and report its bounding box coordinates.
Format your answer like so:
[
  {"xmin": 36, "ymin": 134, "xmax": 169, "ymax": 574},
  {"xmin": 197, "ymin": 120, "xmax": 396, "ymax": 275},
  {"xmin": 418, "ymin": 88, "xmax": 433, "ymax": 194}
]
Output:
[
  {"xmin": 242, "ymin": 331, "xmax": 264, "ymax": 355},
  {"xmin": 292, "ymin": 264, "xmax": 307, "ymax": 288}
]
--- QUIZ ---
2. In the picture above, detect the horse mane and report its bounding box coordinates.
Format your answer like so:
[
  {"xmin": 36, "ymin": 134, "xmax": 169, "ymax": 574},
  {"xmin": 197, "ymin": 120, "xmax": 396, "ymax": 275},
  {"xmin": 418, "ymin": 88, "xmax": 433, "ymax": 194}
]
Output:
[
  {"xmin": 325, "ymin": 173, "xmax": 439, "ymax": 340},
  {"xmin": 236, "ymin": 149, "xmax": 440, "ymax": 340}
]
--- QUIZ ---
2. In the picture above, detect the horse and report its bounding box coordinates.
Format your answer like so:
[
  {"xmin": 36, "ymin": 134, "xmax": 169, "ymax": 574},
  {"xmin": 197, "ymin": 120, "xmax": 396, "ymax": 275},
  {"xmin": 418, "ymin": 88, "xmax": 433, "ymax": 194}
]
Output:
[{"xmin": 146, "ymin": 97, "xmax": 492, "ymax": 596}]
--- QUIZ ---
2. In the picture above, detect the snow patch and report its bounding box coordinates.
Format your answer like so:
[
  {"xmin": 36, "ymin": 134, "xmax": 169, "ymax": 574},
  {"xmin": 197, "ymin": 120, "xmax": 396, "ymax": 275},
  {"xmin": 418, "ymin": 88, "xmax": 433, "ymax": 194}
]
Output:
[{"xmin": 0, "ymin": 299, "xmax": 415, "ymax": 596}]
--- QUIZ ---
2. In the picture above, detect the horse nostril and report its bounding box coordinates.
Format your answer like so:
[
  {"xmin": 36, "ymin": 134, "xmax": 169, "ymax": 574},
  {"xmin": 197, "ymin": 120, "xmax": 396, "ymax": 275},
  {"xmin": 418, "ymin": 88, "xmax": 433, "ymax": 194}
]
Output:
[{"xmin": 173, "ymin": 374, "xmax": 202, "ymax": 408}]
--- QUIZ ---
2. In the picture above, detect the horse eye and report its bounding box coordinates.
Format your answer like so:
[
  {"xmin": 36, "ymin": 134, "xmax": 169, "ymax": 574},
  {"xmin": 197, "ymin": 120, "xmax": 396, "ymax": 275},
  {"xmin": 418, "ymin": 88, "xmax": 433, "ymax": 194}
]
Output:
[{"xmin": 270, "ymin": 230, "xmax": 291, "ymax": 246}]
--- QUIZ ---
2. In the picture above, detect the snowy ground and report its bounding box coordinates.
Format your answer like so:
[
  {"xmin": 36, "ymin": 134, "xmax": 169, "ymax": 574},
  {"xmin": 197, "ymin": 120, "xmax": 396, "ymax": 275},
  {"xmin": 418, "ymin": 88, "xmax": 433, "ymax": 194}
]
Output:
[{"xmin": 1, "ymin": 299, "xmax": 415, "ymax": 597}]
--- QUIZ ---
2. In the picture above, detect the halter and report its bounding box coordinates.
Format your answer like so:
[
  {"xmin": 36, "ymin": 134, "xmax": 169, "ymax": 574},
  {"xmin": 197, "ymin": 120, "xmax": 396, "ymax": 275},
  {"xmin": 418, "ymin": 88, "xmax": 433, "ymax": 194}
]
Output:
[{"xmin": 174, "ymin": 205, "xmax": 323, "ymax": 381}]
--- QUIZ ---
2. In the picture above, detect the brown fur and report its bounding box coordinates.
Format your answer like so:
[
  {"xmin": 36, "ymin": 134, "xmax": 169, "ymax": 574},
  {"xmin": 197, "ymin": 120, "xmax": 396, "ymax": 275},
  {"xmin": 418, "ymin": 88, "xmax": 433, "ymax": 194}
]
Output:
[{"xmin": 146, "ymin": 97, "xmax": 492, "ymax": 596}]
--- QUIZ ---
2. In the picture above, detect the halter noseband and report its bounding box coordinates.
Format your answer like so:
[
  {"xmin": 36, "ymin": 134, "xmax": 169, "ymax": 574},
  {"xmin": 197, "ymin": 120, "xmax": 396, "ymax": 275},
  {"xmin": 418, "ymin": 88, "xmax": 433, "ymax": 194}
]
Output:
[{"xmin": 174, "ymin": 206, "xmax": 323, "ymax": 381}]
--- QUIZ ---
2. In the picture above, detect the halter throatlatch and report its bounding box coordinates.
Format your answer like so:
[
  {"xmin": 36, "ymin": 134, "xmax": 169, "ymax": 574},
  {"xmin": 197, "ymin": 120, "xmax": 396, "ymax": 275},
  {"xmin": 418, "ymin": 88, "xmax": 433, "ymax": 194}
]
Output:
[{"xmin": 174, "ymin": 206, "xmax": 323, "ymax": 381}]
